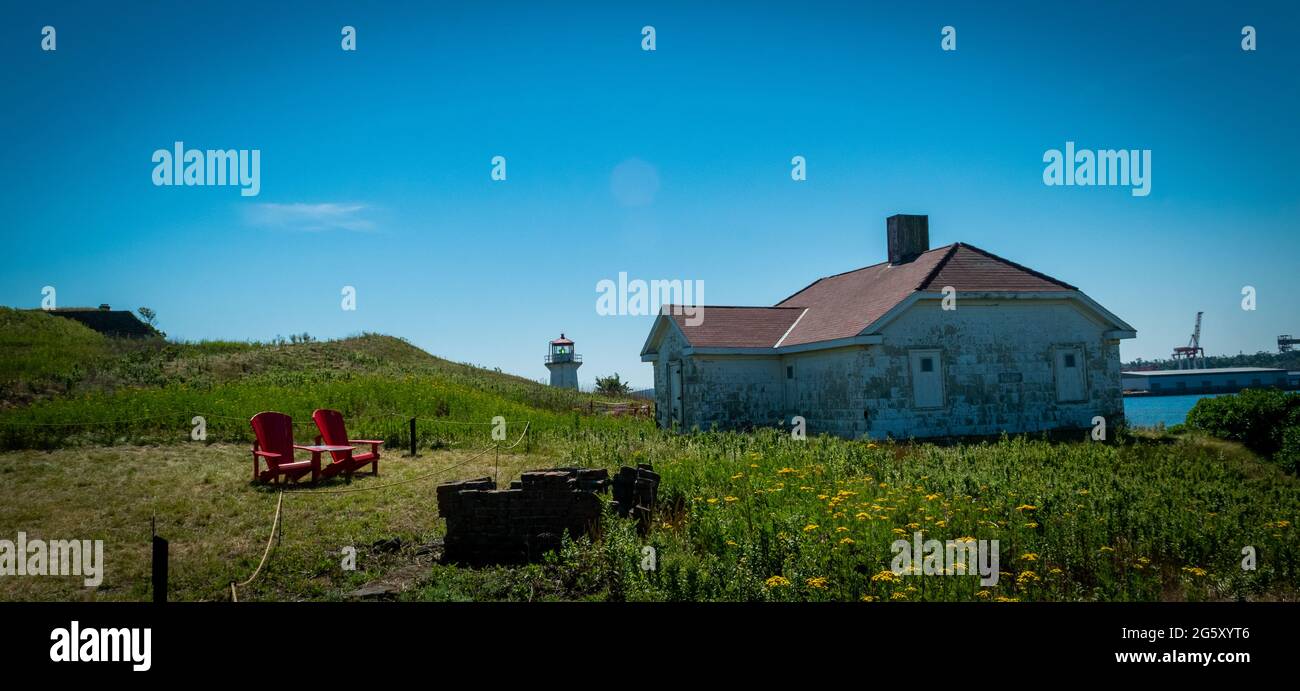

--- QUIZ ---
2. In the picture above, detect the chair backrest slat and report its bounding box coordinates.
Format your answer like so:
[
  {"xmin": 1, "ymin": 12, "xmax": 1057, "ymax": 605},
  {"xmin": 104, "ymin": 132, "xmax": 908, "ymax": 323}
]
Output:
[
  {"xmin": 250, "ymin": 412, "xmax": 295, "ymax": 468},
  {"xmin": 312, "ymin": 409, "xmax": 352, "ymax": 463}
]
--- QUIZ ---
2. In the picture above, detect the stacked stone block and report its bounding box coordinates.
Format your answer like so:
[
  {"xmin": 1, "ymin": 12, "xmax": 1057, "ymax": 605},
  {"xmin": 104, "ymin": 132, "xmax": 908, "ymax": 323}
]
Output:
[
  {"xmin": 611, "ymin": 464, "xmax": 660, "ymax": 534},
  {"xmin": 436, "ymin": 465, "xmax": 657, "ymax": 565}
]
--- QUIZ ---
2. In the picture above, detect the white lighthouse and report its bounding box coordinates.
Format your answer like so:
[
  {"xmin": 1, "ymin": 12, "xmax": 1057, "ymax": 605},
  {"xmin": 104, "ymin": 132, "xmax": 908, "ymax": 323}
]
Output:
[{"xmin": 544, "ymin": 333, "xmax": 581, "ymax": 389}]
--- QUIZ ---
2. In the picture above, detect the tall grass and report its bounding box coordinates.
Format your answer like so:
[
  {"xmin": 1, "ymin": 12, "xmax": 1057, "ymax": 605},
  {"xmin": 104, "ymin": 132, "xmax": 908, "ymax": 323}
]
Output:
[{"xmin": 523, "ymin": 430, "xmax": 1300, "ymax": 602}]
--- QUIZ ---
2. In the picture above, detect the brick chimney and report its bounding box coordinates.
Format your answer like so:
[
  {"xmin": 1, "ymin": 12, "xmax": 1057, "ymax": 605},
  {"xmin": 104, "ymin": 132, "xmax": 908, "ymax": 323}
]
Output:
[{"xmin": 887, "ymin": 214, "xmax": 929, "ymax": 265}]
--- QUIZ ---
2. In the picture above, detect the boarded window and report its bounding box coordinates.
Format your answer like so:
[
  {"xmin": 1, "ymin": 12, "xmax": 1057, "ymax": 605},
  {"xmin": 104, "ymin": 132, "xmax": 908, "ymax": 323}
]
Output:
[
  {"xmin": 669, "ymin": 362, "xmax": 684, "ymax": 427},
  {"xmin": 908, "ymin": 349, "xmax": 944, "ymax": 408},
  {"xmin": 784, "ymin": 362, "xmax": 798, "ymax": 409},
  {"xmin": 1053, "ymin": 347, "xmax": 1086, "ymax": 402}
]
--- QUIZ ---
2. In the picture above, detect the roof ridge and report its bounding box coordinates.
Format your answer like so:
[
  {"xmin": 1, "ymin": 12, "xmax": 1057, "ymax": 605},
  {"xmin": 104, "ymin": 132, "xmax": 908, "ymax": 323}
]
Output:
[
  {"xmin": 662, "ymin": 304, "xmax": 803, "ymax": 311},
  {"xmin": 915, "ymin": 243, "xmax": 962, "ymax": 291},
  {"xmin": 776, "ymin": 243, "xmax": 958, "ymax": 306},
  {"xmin": 943, "ymin": 243, "xmax": 1078, "ymax": 291}
]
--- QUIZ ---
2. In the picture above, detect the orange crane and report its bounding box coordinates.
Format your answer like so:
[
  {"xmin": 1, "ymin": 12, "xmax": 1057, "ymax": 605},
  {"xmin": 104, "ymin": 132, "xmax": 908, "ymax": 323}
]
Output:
[{"xmin": 1172, "ymin": 312, "xmax": 1205, "ymax": 369}]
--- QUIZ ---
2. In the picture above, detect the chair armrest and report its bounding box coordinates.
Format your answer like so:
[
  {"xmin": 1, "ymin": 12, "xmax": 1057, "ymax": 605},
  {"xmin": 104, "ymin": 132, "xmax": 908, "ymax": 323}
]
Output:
[
  {"xmin": 350, "ymin": 439, "xmax": 385, "ymax": 445},
  {"xmin": 253, "ymin": 450, "xmax": 282, "ymax": 459},
  {"xmin": 292, "ymin": 445, "xmax": 320, "ymax": 452}
]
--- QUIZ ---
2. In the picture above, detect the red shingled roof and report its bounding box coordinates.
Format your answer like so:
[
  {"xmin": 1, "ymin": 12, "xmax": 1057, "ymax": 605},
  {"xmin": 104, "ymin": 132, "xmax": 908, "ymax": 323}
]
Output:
[
  {"xmin": 664, "ymin": 243, "xmax": 1076, "ymax": 350},
  {"xmin": 920, "ymin": 243, "xmax": 1076, "ymax": 293},
  {"xmin": 665, "ymin": 306, "xmax": 804, "ymax": 348}
]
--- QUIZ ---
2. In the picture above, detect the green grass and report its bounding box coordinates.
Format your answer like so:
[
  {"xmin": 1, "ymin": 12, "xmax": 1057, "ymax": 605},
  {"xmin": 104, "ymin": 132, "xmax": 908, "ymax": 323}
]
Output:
[
  {"xmin": 0, "ymin": 308, "xmax": 110, "ymax": 405},
  {"xmin": 4, "ymin": 430, "xmax": 1294, "ymax": 602},
  {"xmin": 601, "ymin": 430, "xmax": 1300, "ymax": 602},
  {"xmin": 0, "ymin": 443, "xmax": 545, "ymax": 601},
  {"xmin": 1, "ymin": 316, "xmax": 1297, "ymax": 602}
]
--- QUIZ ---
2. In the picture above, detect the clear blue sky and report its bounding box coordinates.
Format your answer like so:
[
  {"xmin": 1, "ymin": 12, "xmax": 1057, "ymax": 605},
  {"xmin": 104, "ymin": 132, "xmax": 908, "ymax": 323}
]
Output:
[{"xmin": 2, "ymin": 1, "xmax": 1297, "ymax": 389}]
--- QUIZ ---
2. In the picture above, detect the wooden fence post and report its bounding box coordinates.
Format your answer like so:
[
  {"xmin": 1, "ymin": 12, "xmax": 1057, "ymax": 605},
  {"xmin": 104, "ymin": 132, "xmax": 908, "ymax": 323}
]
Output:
[
  {"xmin": 409, "ymin": 417, "xmax": 417, "ymax": 457},
  {"xmin": 152, "ymin": 533, "xmax": 168, "ymax": 604}
]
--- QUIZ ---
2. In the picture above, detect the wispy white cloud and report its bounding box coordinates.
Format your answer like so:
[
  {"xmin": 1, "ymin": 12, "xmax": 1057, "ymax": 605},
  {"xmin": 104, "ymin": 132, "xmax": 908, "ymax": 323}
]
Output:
[{"xmin": 245, "ymin": 202, "xmax": 377, "ymax": 232}]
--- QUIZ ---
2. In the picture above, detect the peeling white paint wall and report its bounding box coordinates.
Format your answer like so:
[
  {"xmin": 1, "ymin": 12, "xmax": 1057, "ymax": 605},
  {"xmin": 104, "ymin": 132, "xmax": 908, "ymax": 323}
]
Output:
[{"xmin": 652, "ymin": 298, "xmax": 1124, "ymax": 439}]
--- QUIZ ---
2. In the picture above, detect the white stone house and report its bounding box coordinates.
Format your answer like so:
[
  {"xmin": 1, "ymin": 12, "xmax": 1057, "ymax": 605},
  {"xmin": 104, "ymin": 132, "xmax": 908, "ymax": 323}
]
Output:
[{"xmin": 639, "ymin": 215, "xmax": 1136, "ymax": 439}]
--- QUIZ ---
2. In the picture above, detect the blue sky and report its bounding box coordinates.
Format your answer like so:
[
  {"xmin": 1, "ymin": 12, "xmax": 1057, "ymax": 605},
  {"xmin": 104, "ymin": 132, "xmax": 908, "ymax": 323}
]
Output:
[{"xmin": 2, "ymin": 1, "xmax": 1297, "ymax": 389}]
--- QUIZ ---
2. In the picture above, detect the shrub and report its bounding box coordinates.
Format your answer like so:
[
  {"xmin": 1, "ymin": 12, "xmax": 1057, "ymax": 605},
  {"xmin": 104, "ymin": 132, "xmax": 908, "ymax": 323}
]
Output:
[
  {"xmin": 1279, "ymin": 426, "xmax": 1300, "ymax": 474},
  {"xmin": 1185, "ymin": 389, "xmax": 1300, "ymax": 469}
]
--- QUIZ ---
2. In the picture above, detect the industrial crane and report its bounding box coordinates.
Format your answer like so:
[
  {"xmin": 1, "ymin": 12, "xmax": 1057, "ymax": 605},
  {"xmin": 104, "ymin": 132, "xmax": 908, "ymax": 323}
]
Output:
[{"xmin": 1172, "ymin": 312, "xmax": 1205, "ymax": 369}]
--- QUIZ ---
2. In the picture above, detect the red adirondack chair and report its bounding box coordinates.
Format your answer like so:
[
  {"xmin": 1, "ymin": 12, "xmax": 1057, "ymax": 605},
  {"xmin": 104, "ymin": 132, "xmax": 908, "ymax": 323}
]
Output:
[
  {"xmin": 249, "ymin": 412, "xmax": 322, "ymax": 484},
  {"xmin": 312, "ymin": 409, "xmax": 382, "ymax": 479}
]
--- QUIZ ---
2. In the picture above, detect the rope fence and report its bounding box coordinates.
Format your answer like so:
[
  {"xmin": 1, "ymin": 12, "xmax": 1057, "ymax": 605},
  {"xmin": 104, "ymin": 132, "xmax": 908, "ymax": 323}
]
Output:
[
  {"xmin": 0, "ymin": 409, "xmax": 523, "ymax": 427},
  {"xmin": 229, "ymin": 489, "xmax": 284, "ymax": 603}
]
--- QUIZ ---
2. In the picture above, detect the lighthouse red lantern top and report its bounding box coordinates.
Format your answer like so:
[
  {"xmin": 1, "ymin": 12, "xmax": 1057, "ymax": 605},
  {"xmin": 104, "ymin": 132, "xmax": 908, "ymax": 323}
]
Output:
[{"xmin": 546, "ymin": 333, "xmax": 579, "ymax": 364}]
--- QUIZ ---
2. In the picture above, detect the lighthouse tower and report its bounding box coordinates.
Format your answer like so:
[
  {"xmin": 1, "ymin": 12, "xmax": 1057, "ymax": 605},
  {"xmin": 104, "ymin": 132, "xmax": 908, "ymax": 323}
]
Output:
[{"xmin": 544, "ymin": 333, "xmax": 582, "ymax": 389}]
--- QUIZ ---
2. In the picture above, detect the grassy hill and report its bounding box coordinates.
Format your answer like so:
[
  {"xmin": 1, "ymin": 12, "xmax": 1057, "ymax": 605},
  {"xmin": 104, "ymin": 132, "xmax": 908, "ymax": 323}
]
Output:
[{"xmin": 0, "ymin": 307, "xmax": 639, "ymax": 450}]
